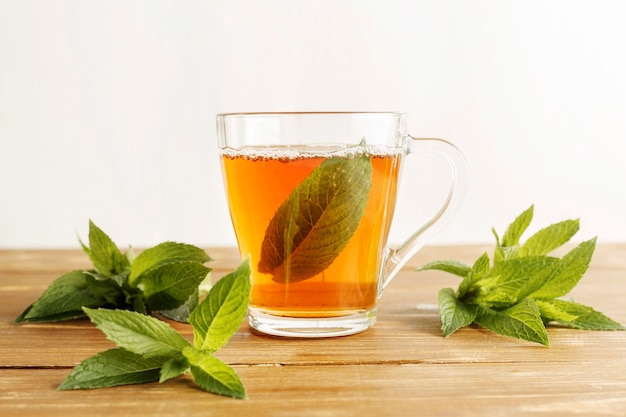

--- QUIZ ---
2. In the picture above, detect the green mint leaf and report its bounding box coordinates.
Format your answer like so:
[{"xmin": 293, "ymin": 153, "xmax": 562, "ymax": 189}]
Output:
[
  {"xmin": 183, "ymin": 346, "xmax": 246, "ymax": 399},
  {"xmin": 501, "ymin": 205, "xmax": 534, "ymax": 248},
  {"xmin": 83, "ymin": 307, "xmax": 191, "ymax": 358},
  {"xmin": 533, "ymin": 298, "xmax": 578, "ymax": 323},
  {"xmin": 129, "ymin": 292, "xmax": 148, "ymax": 314},
  {"xmin": 438, "ymin": 288, "xmax": 478, "ymax": 337},
  {"xmin": 128, "ymin": 242, "xmax": 212, "ymax": 286},
  {"xmin": 536, "ymin": 299, "xmax": 625, "ymax": 330},
  {"xmin": 529, "ymin": 238, "xmax": 596, "ymax": 299},
  {"xmin": 418, "ymin": 259, "xmax": 471, "ymax": 278},
  {"xmin": 84, "ymin": 270, "xmax": 129, "ymax": 288},
  {"xmin": 189, "ymin": 260, "xmax": 251, "ymax": 353},
  {"xmin": 157, "ymin": 289, "xmax": 199, "ymax": 322},
  {"xmin": 518, "ymin": 219, "xmax": 579, "ymax": 257},
  {"xmin": 494, "ymin": 205, "xmax": 534, "ymax": 263},
  {"xmin": 15, "ymin": 271, "xmax": 109, "ymax": 323},
  {"xmin": 159, "ymin": 353, "xmax": 190, "ymax": 383},
  {"xmin": 58, "ymin": 348, "xmax": 166, "ymax": 390},
  {"xmin": 458, "ymin": 252, "xmax": 491, "ymax": 298},
  {"xmin": 84, "ymin": 274, "xmax": 126, "ymax": 306},
  {"xmin": 258, "ymin": 152, "xmax": 372, "ymax": 283},
  {"xmin": 475, "ymin": 298, "xmax": 550, "ymax": 346},
  {"xmin": 141, "ymin": 262, "xmax": 212, "ymax": 312},
  {"xmin": 474, "ymin": 256, "xmax": 558, "ymax": 308},
  {"xmin": 82, "ymin": 220, "xmax": 129, "ymax": 277}
]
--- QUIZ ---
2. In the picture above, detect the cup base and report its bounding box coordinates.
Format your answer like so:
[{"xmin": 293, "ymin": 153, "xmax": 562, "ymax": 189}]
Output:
[{"xmin": 248, "ymin": 307, "xmax": 377, "ymax": 338}]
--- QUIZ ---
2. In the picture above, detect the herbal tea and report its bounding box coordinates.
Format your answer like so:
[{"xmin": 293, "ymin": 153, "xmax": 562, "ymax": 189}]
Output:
[
  {"xmin": 221, "ymin": 145, "xmax": 402, "ymax": 318},
  {"xmin": 217, "ymin": 112, "xmax": 467, "ymax": 337}
]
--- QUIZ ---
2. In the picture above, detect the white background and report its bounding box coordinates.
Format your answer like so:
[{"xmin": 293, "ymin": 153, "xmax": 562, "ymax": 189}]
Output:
[{"xmin": 1, "ymin": 0, "xmax": 625, "ymax": 249}]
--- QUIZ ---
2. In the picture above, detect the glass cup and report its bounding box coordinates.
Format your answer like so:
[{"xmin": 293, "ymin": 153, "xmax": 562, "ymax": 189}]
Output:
[{"xmin": 217, "ymin": 112, "xmax": 467, "ymax": 337}]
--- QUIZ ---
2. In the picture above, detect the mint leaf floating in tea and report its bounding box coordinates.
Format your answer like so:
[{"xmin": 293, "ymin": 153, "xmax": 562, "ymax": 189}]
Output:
[
  {"xmin": 59, "ymin": 260, "xmax": 251, "ymax": 399},
  {"xmin": 419, "ymin": 205, "xmax": 625, "ymax": 346},
  {"xmin": 15, "ymin": 221, "xmax": 212, "ymax": 323},
  {"xmin": 258, "ymin": 146, "xmax": 373, "ymax": 283}
]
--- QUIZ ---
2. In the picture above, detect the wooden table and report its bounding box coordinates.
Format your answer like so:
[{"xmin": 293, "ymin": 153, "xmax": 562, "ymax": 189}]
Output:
[{"xmin": 1, "ymin": 245, "xmax": 625, "ymax": 416}]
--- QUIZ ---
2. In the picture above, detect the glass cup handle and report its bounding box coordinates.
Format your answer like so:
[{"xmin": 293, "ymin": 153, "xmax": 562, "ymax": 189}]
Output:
[{"xmin": 380, "ymin": 136, "xmax": 469, "ymax": 292}]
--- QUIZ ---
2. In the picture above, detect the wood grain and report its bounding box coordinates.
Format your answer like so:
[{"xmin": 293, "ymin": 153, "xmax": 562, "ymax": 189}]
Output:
[{"xmin": 1, "ymin": 245, "xmax": 625, "ymax": 416}]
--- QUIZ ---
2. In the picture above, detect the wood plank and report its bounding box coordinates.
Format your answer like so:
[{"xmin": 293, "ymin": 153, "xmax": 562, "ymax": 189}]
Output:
[
  {"xmin": 4, "ymin": 310, "xmax": 626, "ymax": 369},
  {"xmin": 2, "ymin": 361, "xmax": 626, "ymax": 417}
]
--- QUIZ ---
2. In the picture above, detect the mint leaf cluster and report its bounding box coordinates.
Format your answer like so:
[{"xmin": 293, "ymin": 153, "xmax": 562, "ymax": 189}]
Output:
[
  {"xmin": 58, "ymin": 260, "xmax": 251, "ymax": 398},
  {"xmin": 419, "ymin": 205, "xmax": 624, "ymax": 346},
  {"xmin": 15, "ymin": 221, "xmax": 212, "ymax": 323}
]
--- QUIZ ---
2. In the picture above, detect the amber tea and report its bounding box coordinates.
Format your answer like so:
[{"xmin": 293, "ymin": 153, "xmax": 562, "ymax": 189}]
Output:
[{"xmin": 221, "ymin": 146, "xmax": 402, "ymax": 322}]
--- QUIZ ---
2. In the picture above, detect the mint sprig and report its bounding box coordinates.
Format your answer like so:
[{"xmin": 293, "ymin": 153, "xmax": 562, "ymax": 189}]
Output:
[
  {"xmin": 419, "ymin": 205, "xmax": 625, "ymax": 346},
  {"xmin": 58, "ymin": 260, "xmax": 251, "ymax": 398},
  {"xmin": 15, "ymin": 221, "xmax": 212, "ymax": 323}
]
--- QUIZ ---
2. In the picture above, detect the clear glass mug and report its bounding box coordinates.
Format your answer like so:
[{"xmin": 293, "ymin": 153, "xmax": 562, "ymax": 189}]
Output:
[{"xmin": 217, "ymin": 112, "xmax": 467, "ymax": 337}]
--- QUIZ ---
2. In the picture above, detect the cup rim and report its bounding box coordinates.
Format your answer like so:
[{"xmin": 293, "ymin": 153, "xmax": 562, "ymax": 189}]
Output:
[{"xmin": 216, "ymin": 111, "xmax": 405, "ymax": 117}]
